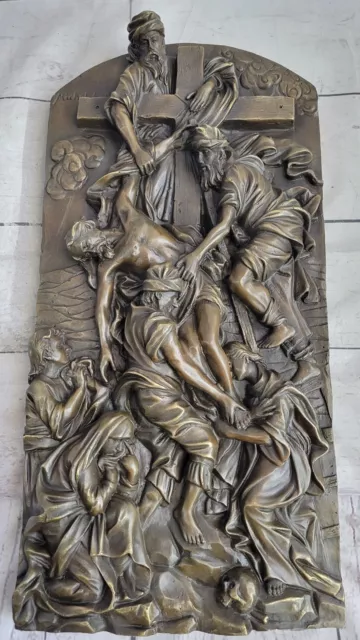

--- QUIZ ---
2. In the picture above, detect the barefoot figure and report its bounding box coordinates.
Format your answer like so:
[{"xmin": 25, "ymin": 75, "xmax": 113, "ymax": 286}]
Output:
[
  {"xmin": 217, "ymin": 342, "xmax": 342, "ymax": 600},
  {"xmin": 89, "ymin": 10, "xmax": 238, "ymax": 225},
  {"xmin": 180, "ymin": 125, "xmax": 320, "ymax": 350},
  {"xmin": 114, "ymin": 264, "xmax": 245, "ymax": 545}
]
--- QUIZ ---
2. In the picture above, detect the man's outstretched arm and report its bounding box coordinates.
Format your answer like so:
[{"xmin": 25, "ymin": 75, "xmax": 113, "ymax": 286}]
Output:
[
  {"xmin": 111, "ymin": 102, "xmax": 155, "ymax": 176},
  {"xmin": 177, "ymin": 204, "xmax": 236, "ymax": 281},
  {"xmin": 96, "ymin": 248, "xmax": 131, "ymax": 382}
]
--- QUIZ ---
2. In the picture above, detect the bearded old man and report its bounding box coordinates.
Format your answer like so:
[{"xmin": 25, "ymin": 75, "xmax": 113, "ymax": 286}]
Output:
[
  {"xmin": 179, "ymin": 126, "xmax": 321, "ymax": 378},
  {"xmin": 87, "ymin": 10, "xmax": 238, "ymax": 224}
]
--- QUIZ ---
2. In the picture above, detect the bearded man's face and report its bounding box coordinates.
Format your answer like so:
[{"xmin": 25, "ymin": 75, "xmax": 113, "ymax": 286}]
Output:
[
  {"xmin": 71, "ymin": 228, "xmax": 115, "ymax": 262},
  {"xmin": 136, "ymin": 31, "xmax": 167, "ymax": 79},
  {"xmin": 196, "ymin": 147, "xmax": 227, "ymax": 191}
]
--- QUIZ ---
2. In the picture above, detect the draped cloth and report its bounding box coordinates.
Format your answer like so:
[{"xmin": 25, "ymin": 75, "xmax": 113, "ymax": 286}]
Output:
[
  {"xmin": 24, "ymin": 373, "xmax": 109, "ymax": 514},
  {"xmin": 87, "ymin": 56, "xmax": 238, "ymax": 223},
  {"xmin": 13, "ymin": 412, "xmax": 151, "ymax": 626},
  {"xmin": 114, "ymin": 304, "xmax": 219, "ymax": 492},
  {"xmin": 218, "ymin": 156, "xmax": 321, "ymax": 302},
  {"xmin": 225, "ymin": 369, "xmax": 342, "ymax": 598},
  {"xmin": 230, "ymin": 132, "xmax": 323, "ymax": 186}
]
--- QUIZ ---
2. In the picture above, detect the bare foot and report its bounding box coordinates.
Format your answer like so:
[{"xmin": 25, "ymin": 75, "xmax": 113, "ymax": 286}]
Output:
[
  {"xmin": 259, "ymin": 324, "xmax": 295, "ymax": 349},
  {"xmin": 266, "ymin": 578, "xmax": 286, "ymax": 597},
  {"xmin": 175, "ymin": 509, "xmax": 205, "ymax": 546}
]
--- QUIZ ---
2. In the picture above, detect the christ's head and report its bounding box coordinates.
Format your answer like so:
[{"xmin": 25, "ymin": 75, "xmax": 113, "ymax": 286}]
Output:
[
  {"xmin": 127, "ymin": 11, "xmax": 167, "ymax": 81},
  {"xmin": 188, "ymin": 125, "xmax": 231, "ymax": 190},
  {"xmin": 66, "ymin": 219, "xmax": 117, "ymax": 263}
]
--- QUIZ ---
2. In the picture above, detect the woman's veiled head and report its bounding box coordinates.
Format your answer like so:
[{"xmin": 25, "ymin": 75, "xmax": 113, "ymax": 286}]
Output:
[{"xmin": 69, "ymin": 412, "xmax": 136, "ymax": 486}]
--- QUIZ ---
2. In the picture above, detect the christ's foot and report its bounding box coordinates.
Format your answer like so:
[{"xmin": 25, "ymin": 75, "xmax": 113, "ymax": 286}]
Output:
[
  {"xmin": 259, "ymin": 324, "xmax": 295, "ymax": 349},
  {"xmin": 266, "ymin": 578, "xmax": 286, "ymax": 597},
  {"xmin": 175, "ymin": 509, "xmax": 205, "ymax": 546}
]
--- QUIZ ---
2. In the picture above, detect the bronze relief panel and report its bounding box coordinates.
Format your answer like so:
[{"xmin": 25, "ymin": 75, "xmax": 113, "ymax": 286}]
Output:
[{"xmin": 13, "ymin": 10, "xmax": 344, "ymax": 636}]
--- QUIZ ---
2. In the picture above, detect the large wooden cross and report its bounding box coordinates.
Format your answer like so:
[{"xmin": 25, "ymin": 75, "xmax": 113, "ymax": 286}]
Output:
[{"xmin": 77, "ymin": 45, "xmax": 294, "ymax": 226}]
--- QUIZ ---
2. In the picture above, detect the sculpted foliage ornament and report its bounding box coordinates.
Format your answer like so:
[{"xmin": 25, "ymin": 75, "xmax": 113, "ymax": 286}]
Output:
[{"xmin": 13, "ymin": 9, "xmax": 344, "ymax": 636}]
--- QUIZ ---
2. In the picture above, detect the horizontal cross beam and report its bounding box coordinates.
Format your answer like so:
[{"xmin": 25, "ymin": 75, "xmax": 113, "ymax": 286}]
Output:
[
  {"xmin": 77, "ymin": 97, "xmax": 111, "ymax": 129},
  {"xmin": 224, "ymin": 96, "xmax": 295, "ymax": 129},
  {"xmin": 77, "ymin": 94, "xmax": 295, "ymax": 130}
]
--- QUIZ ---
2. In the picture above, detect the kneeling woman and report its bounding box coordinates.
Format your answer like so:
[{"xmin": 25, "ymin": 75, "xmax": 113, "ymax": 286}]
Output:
[{"xmin": 14, "ymin": 411, "xmax": 151, "ymax": 625}]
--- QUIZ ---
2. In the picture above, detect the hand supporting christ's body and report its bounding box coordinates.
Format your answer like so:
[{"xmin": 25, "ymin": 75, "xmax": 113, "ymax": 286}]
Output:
[
  {"xmin": 114, "ymin": 264, "xmax": 247, "ymax": 546},
  {"xmin": 67, "ymin": 159, "xmax": 236, "ymax": 396},
  {"xmin": 183, "ymin": 125, "xmax": 319, "ymax": 351}
]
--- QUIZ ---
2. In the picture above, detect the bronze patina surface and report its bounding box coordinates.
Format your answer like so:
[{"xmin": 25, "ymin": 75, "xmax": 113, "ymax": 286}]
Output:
[{"xmin": 13, "ymin": 10, "xmax": 344, "ymax": 635}]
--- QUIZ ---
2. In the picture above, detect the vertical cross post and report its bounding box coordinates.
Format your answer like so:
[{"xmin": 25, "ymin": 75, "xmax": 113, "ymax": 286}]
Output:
[{"xmin": 77, "ymin": 46, "xmax": 294, "ymax": 226}]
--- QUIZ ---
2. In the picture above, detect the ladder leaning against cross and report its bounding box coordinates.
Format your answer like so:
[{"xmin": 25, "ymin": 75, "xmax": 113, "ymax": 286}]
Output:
[{"xmin": 77, "ymin": 45, "xmax": 296, "ymax": 352}]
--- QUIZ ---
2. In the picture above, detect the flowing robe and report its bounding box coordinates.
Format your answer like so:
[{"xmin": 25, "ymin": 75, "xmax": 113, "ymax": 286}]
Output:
[
  {"xmin": 13, "ymin": 412, "xmax": 151, "ymax": 625},
  {"xmin": 219, "ymin": 158, "xmax": 315, "ymax": 284},
  {"xmin": 115, "ymin": 304, "xmax": 219, "ymax": 496},
  {"xmin": 218, "ymin": 156, "xmax": 321, "ymax": 352},
  {"xmin": 225, "ymin": 369, "xmax": 342, "ymax": 598},
  {"xmin": 88, "ymin": 56, "xmax": 238, "ymax": 223},
  {"xmin": 24, "ymin": 373, "xmax": 109, "ymax": 513}
]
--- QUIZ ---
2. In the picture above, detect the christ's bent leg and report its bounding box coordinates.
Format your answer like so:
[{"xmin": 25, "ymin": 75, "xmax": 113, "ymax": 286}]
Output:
[
  {"xmin": 229, "ymin": 263, "xmax": 295, "ymax": 348},
  {"xmin": 196, "ymin": 301, "xmax": 235, "ymax": 396},
  {"xmin": 179, "ymin": 316, "xmax": 209, "ymax": 372}
]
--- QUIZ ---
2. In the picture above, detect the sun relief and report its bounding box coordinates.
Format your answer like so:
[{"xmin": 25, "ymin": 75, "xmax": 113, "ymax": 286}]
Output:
[{"xmin": 13, "ymin": 10, "xmax": 344, "ymax": 635}]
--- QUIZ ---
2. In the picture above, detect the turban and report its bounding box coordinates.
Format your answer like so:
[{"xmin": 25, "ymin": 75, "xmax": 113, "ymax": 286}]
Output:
[
  {"xmin": 128, "ymin": 11, "xmax": 165, "ymax": 44},
  {"xmin": 143, "ymin": 264, "xmax": 184, "ymax": 293},
  {"xmin": 188, "ymin": 125, "xmax": 231, "ymax": 151}
]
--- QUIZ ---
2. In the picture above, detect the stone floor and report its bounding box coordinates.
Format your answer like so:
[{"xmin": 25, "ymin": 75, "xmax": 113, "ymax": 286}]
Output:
[{"xmin": 0, "ymin": 1, "xmax": 359, "ymax": 639}]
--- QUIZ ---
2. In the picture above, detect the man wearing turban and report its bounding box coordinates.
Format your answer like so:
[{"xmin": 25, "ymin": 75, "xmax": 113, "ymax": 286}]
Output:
[
  {"xmin": 178, "ymin": 125, "xmax": 321, "ymax": 379},
  {"xmin": 88, "ymin": 10, "xmax": 239, "ymax": 224},
  {"xmin": 114, "ymin": 263, "xmax": 245, "ymax": 546}
]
